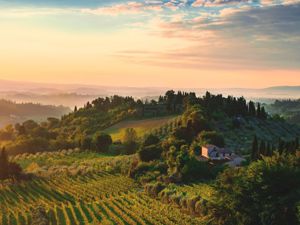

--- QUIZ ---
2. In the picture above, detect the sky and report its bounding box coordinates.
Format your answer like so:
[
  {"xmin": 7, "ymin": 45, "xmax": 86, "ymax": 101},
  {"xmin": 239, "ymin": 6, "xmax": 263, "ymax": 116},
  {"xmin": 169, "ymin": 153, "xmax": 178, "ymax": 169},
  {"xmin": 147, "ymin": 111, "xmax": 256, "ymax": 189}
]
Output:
[{"xmin": 0, "ymin": 0, "xmax": 300, "ymax": 88}]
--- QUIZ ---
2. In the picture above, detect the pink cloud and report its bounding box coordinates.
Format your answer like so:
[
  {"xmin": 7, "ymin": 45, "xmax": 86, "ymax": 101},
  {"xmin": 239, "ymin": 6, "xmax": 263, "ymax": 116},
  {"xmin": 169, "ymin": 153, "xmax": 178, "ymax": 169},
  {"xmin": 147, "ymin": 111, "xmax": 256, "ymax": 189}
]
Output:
[{"xmin": 81, "ymin": 2, "xmax": 162, "ymax": 16}]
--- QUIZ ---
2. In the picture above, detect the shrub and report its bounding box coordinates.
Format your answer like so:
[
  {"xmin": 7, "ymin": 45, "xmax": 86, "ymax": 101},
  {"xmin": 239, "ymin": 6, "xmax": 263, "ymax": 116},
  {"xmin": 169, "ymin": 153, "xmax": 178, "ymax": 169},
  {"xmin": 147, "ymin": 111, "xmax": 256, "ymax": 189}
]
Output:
[
  {"xmin": 144, "ymin": 182, "xmax": 166, "ymax": 198},
  {"xmin": 143, "ymin": 134, "xmax": 160, "ymax": 146},
  {"xmin": 93, "ymin": 133, "xmax": 112, "ymax": 152},
  {"xmin": 138, "ymin": 144, "xmax": 163, "ymax": 162}
]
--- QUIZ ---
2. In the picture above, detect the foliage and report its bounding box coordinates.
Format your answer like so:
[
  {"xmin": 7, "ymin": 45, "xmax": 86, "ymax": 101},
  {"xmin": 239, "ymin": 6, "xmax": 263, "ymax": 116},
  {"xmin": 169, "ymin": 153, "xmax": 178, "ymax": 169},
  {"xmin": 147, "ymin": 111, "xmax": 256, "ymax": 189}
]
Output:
[
  {"xmin": 0, "ymin": 148, "xmax": 23, "ymax": 180},
  {"xmin": 198, "ymin": 131, "xmax": 225, "ymax": 147},
  {"xmin": 143, "ymin": 134, "xmax": 160, "ymax": 146},
  {"xmin": 122, "ymin": 128, "xmax": 138, "ymax": 144},
  {"xmin": 93, "ymin": 133, "xmax": 112, "ymax": 153},
  {"xmin": 207, "ymin": 153, "xmax": 300, "ymax": 225},
  {"xmin": 138, "ymin": 144, "xmax": 163, "ymax": 162}
]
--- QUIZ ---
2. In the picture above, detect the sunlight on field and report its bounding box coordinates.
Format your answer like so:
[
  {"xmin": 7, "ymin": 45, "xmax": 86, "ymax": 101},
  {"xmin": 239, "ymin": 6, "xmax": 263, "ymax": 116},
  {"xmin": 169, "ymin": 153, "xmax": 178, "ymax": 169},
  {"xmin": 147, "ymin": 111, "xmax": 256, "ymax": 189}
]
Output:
[{"xmin": 103, "ymin": 116, "xmax": 176, "ymax": 141}]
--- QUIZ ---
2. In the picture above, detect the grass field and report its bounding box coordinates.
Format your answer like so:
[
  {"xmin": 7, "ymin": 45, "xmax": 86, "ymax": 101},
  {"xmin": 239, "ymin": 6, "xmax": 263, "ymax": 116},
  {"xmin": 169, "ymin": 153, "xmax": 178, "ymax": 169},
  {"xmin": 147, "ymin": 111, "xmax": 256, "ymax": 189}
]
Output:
[{"xmin": 103, "ymin": 116, "xmax": 176, "ymax": 141}]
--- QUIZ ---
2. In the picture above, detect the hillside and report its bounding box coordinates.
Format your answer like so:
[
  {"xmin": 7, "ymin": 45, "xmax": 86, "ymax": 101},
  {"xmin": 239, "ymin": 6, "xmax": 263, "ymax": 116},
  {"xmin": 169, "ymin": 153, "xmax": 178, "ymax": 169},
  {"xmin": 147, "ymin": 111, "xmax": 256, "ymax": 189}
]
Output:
[
  {"xmin": 0, "ymin": 99, "xmax": 70, "ymax": 128},
  {"xmin": 2, "ymin": 91, "xmax": 299, "ymax": 157},
  {"xmin": 214, "ymin": 117, "xmax": 300, "ymax": 154},
  {"xmin": 265, "ymin": 99, "xmax": 300, "ymax": 125},
  {"xmin": 0, "ymin": 91, "xmax": 299, "ymax": 225}
]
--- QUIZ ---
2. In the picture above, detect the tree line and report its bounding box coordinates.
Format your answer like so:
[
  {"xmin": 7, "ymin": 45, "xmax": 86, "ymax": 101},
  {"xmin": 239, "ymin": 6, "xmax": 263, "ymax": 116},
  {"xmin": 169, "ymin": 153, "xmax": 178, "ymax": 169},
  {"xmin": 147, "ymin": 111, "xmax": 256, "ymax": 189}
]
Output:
[{"xmin": 251, "ymin": 135, "xmax": 299, "ymax": 161}]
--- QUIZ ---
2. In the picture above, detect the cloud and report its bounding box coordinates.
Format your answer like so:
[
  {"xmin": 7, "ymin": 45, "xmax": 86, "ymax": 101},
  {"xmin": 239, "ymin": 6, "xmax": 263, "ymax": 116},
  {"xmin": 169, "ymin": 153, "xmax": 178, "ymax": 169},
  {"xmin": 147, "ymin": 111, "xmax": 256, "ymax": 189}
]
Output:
[
  {"xmin": 118, "ymin": 2, "xmax": 300, "ymax": 70},
  {"xmin": 81, "ymin": 2, "xmax": 163, "ymax": 16},
  {"xmin": 192, "ymin": 0, "xmax": 253, "ymax": 7}
]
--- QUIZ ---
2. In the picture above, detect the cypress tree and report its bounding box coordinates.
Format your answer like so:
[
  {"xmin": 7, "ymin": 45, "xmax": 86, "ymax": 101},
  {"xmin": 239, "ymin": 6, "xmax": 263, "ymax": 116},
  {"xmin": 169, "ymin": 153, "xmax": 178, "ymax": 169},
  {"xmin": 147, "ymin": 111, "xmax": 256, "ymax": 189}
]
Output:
[
  {"xmin": 251, "ymin": 135, "xmax": 259, "ymax": 161},
  {"xmin": 0, "ymin": 147, "xmax": 9, "ymax": 180},
  {"xmin": 256, "ymin": 103, "xmax": 261, "ymax": 118},
  {"xmin": 260, "ymin": 106, "xmax": 267, "ymax": 120},
  {"xmin": 259, "ymin": 140, "xmax": 266, "ymax": 159},
  {"xmin": 295, "ymin": 137, "xmax": 299, "ymax": 150},
  {"xmin": 278, "ymin": 138, "xmax": 285, "ymax": 154},
  {"xmin": 266, "ymin": 142, "xmax": 272, "ymax": 156},
  {"xmin": 248, "ymin": 101, "xmax": 256, "ymax": 117}
]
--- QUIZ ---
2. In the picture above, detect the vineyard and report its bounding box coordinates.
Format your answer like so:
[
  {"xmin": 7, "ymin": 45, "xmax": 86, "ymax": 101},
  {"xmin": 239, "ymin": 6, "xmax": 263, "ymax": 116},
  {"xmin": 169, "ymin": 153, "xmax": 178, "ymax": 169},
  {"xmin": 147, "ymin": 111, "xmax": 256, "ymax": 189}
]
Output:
[{"xmin": 0, "ymin": 171, "xmax": 204, "ymax": 225}]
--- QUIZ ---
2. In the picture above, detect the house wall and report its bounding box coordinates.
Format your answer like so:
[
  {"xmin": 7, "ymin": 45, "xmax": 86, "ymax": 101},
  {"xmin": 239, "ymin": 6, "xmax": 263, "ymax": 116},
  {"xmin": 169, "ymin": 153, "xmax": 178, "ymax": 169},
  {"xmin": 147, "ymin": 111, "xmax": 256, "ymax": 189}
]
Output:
[{"xmin": 201, "ymin": 147, "xmax": 210, "ymax": 158}]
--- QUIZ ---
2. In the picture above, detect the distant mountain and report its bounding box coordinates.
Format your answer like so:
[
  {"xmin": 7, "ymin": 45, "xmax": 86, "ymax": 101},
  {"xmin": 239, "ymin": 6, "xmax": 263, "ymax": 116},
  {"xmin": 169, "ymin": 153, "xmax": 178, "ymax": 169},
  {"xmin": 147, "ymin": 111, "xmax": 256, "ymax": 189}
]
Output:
[
  {"xmin": 263, "ymin": 86, "xmax": 300, "ymax": 92},
  {"xmin": 0, "ymin": 79, "xmax": 299, "ymax": 108},
  {"xmin": 0, "ymin": 99, "xmax": 70, "ymax": 128}
]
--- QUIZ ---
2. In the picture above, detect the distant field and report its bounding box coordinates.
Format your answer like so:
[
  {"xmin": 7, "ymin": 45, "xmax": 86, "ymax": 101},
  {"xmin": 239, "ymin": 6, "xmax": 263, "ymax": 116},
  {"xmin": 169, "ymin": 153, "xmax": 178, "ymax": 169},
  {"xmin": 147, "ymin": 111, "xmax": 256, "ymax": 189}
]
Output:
[{"xmin": 103, "ymin": 116, "xmax": 176, "ymax": 141}]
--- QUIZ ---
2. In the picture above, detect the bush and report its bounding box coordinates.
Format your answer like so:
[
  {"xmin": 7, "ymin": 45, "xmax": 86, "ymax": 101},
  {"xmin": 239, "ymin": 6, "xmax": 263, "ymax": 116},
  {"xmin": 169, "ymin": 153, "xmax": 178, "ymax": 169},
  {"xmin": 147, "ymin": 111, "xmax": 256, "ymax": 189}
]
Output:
[
  {"xmin": 138, "ymin": 144, "xmax": 163, "ymax": 162},
  {"xmin": 181, "ymin": 157, "xmax": 214, "ymax": 181},
  {"xmin": 144, "ymin": 182, "xmax": 166, "ymax": 198},
  {"xmin": 80, "ymin": 136, "xmax": 93, "ymax": 150},
  {"xmin": 143, "ymin": 134, "xmax": 160, "ymax": 146},
  {"xmin": 93, "ymin": 133, "xmax": 112, "ymax": 152},
  {"xmin": 123, "ymin": 141, "xmax": 138, "ymax": 155},
  {"xmin": 0, "ymin": 149, "xmax": 23, "ymax": 181}
]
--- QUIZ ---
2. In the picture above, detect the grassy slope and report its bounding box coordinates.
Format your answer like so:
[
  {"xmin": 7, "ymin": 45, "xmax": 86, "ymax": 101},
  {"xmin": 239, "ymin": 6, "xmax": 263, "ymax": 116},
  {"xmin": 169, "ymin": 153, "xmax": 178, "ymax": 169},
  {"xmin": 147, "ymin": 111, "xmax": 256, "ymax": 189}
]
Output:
[
  {"xmin": 103, "ymin": 116, "xmax": 176, "ymax": 141},
  {"xmin": 215, "ymin": 117, "xmax": 300, "ymax": 154}
]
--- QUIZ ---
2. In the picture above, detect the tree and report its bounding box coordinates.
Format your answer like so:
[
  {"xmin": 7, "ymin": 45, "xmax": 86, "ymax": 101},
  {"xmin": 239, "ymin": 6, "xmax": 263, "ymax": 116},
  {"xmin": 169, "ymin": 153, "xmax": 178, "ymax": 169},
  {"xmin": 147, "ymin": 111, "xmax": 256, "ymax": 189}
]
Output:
[
  {"xmin": 251, "ymin": 135, "xmax": 259, "ymax": 161},
  {"xmin": 123, "ymin": 128, "xmax": 137, "ymax": 144},
  {"xmin": 256, "ymin": 103, "xmax": 261, "ymax": 118},
  {"xmin": 248, "ymin": 101, "xmax": 256, "ymax": 116},
  {"xmin": 0, "ymin": 148, "xmax": 22, "ymax": 181},
  {"xmin": 208, "ymin": 153, "xmax": 300, "ymax": 225},
  {"xmin": 143, "ymin": 134, "xmax": 160, "ymax": 147},
  {"xmin": 7, "ymin": 162, "xmax": 22, "ymax": 180},
  {"xmin": 259, "ymin": 140, "xmax": 266, "ymax": 159},
  {"xmin": 93, "ymin": 133, "xmax": 112, "ymax": 152},
  {"xmin": 172, "ymin": 127, "xmax": 192, "ymax": 142},
  {"xmin": 198, "ymin": 131, "xmax": 225, "ymax": 148},
  {"xmin": 81, "ymin": 135, "xmax": 93, "ymax": 150},
  {"xmin": 138, "ymin": 145, "xmax": 162, "ymax": 162},
  {"xmin": 0, "ymin": 148, "xmax": 8, "ymax": 180},
  {"xmin": 260, "ymin": 106, "xmax": 268, "ymax": 119}
]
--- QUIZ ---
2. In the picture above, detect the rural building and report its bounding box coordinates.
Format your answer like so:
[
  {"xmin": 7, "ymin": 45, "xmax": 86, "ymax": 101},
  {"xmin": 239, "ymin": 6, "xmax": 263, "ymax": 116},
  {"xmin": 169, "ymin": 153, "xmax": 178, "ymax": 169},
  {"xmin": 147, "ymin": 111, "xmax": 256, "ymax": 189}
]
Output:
[
  {"xmin": 201, "ymin": 145, "xmax": 232, "ymax": 160},
  {"xmin": 199, "ymin": 144, "xmax": 246, "ymax": 167}
]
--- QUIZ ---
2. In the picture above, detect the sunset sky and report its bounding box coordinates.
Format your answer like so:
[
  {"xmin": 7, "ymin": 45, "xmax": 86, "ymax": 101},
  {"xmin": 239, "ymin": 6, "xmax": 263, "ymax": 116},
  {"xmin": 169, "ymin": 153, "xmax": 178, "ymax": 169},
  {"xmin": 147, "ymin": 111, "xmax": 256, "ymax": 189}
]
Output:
[{"xmin": 0, "ymin": 0, "xmax": 299, "ymax": 88}]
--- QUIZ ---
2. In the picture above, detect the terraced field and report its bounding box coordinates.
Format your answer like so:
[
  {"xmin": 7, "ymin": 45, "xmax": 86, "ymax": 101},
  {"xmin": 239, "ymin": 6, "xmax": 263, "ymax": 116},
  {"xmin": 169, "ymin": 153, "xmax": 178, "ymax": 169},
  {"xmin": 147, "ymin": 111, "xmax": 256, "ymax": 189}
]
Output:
[{"xmin": 0, "ymin": 172, "xmax": 203, "ymax": 225}]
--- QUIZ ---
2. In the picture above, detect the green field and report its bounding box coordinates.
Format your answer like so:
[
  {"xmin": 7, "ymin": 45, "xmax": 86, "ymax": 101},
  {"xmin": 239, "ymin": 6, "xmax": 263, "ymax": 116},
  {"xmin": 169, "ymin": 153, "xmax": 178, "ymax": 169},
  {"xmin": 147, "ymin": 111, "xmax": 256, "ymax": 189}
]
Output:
[
  {"xmin": 103, "ymin": 116, "xmax": 176, "ymax": 141},
  {"xmin": 1, "ymin": 151, "xmax": 205, "ymax": 225}
]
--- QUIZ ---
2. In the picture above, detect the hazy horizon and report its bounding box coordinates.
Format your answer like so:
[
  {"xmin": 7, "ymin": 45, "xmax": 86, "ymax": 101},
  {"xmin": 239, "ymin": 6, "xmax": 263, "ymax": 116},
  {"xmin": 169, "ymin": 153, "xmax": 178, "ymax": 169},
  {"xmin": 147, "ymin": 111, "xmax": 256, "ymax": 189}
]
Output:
[{"xmin": 0, "ymin": 78, "xmax": 299, "ymax": 90}]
